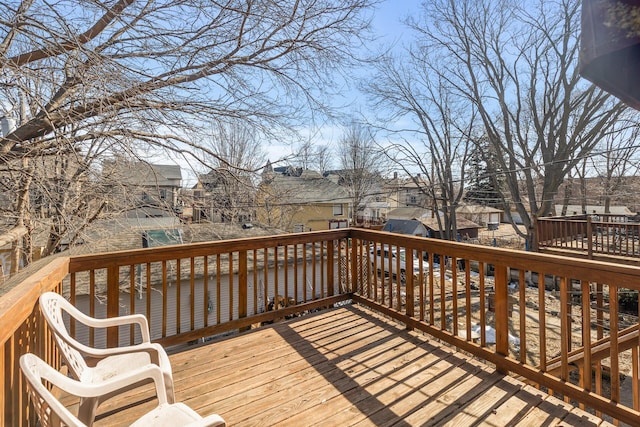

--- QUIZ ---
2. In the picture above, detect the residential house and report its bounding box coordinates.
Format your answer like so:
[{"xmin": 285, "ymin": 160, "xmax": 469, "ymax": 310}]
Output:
[
  {"xmin": 324, "ymin": 169, "xmax": 390, "ymax": 225},
  {"xmin": 102, "ymin": 161, "xmax": 182, "ymax": 218},
  {"xmin": 256, "ymin": 165, "xmax": 350, "ymax": 232},
  {"xmin": 383, "ymin": 207, "xmax": 482, "ymax": 240},
  {"xmin": 457, "ymin": 204, "xmax": 503, "ymax": 227},
  {"xmin": 384, "ymin": 173, "xmax": 433, "ymax": 209},
  {"xmin": 182, "ymin": 168, "xmax": 255, "ymax": 224}
]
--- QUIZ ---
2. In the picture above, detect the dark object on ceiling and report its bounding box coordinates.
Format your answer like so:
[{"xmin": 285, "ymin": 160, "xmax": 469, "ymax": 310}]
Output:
[{"xmin": 580, "ymin": 0, "xmax": 640, "ymax": 110}]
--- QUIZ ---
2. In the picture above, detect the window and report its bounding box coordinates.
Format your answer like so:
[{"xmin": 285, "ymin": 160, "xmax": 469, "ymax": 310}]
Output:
[
  {"xmin": 160, "ymin": 189, "xmax": 167, "ymax": 200},
  {"xmin": 333, "ymin": 204, "xmax": 343, "ymax": 216}
]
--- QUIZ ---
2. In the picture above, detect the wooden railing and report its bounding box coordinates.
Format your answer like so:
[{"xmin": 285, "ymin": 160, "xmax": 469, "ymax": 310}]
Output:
[
  {"xmin": 537, "ymin": 214, "xmax": 640, "ymax": 261},
  {"xmin": 350, "ymin": 228, "xmax": 640, "ymax": 426},
  {"xmin": 0, "ymin": 257, "xmax": 69, "ymax": 427},
  {"xmin": 0, "ymin": 230, "xmax": 352, "ymax": 426},
  {"xmin": 2, "ymin": 228, "xmax": 640, "ymax": 425}
]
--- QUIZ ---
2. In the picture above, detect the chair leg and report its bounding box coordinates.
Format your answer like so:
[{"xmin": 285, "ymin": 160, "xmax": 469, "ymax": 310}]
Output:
[
  {"xmin": 78, "ymin": 396, "xmax": 100, "ymax": 427},
  {"xmin": 164, "ymin": 372, "xmax": 176, "ymax": 403}
]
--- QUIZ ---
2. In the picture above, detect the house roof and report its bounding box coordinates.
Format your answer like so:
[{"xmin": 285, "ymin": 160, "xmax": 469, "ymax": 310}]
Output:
[
  {"xmin": 556, "ymin": 205, "xmax": 633, "ymax": 215},
  {"xmin": 269, "ymin": 171, "xmax": 350, "ymax": 204},
  {"xmin": 382, "ymin": 219, "xmax": 426, "ymax": 235},
  {"xmin": 419, "ymin": 217, "xmax": 482, "ymax": 231},
  {"xmin": 105, "ymin": 162, "xmax": 182, "ymax": 186},
  {"xmin": 387, "ymin": 207, "xmax": 431, "ymax": 220}
]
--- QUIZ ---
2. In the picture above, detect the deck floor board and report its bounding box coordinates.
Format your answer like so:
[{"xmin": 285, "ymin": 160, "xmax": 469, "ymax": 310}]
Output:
[{"xmin": 86, "ymin": 304, "xmax": 613, "ymax": 426}]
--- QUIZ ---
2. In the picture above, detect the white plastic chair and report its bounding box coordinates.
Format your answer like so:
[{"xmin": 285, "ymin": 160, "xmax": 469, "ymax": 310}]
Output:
[
  {"xmin": 20, "ymin": 353, "xmax": 226, "ymax": 427},
  {"xmin": 38, "ymin": 292, "xmax": 175, "ymax": 425}
]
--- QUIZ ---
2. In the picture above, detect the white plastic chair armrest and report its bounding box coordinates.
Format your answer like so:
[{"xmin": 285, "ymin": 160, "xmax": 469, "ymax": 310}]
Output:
[
  {"xmin": 68, "ymin": 310, "xmax": 151, "ymax": 343},
  {"xmin": 50, "ymin": 295, "xmax": 151, "ymax": 343},
  {"xmin": 184, "ymin": 413, "xmax": 227, "ymax": 427},
  {"xmin": 67, "ymin": 340, "xmax": 166, "ymax": 363}
]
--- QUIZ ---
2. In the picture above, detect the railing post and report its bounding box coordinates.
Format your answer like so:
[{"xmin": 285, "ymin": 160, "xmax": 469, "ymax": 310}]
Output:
[
  {"xmin": 494, "ymin": 264, "xmax": 509, "ymax": 374},
  {"xmin": 106, "ymin": 266, "xmax": 120, "ymax": 347}
]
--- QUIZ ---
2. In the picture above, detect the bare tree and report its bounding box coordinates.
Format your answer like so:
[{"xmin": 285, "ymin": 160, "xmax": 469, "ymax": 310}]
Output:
[
  {"xmin": 336, "ymin": 123, "xmax": 386, "ymax": 224},
  {"xmin": 292, "ymin": 139, "xmax": 333, "ymax": 173},
  {"xmin": 382, "ymin": 0, "xmax": 633, "ymax": 247},
  {"xmin": 196, "ymin": 121, "xmax": 266, "ymax": 223},
  {"xmin": 565, "ymin": 124, "xmax": 640, "ymax": 213},
  {"xmin": 368, "ymin": 60, "xmax": 475, "ymax": 240},
  {"xmin": 0, "ymin": 0, "xmax": 377, "ymax": 267}
]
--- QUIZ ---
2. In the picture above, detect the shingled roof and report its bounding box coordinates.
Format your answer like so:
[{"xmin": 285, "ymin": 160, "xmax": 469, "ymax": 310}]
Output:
[{"xmin": 269, "ymin": 170, "xmax": 350, "ymax": 204}]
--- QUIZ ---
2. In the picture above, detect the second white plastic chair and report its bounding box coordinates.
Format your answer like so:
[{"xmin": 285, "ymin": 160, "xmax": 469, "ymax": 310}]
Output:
[
  {"xmin": 39, "ymin": 292, "xmax": 175, "ymax": 426},
  {"xmin": 20, "ymin": 353, "xmax": 225, "ymax": 427}
]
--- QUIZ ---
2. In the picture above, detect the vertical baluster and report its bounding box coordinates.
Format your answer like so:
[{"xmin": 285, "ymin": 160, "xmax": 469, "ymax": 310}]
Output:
[
  {"xmin": 204, "ymin": 256, "xmax": 209, "ymax": 327},
  {"xmin": 190, "ymin": 257, "xmax": 195, "ymax": 332},
  {"xmin": 452, "ymin": 257, "xmax": 458, "ymax": 337},
  {"xmin": 146, "ymin": 263, "xmax": 152, "ymax": 334},
  {"xmin": 294, "ymin": 245, "xmax": 299, "ymax": 304},
  {"xmin": 580, "ymin": 279, "xmax": 592, "ymax": 410},
  {"xmin": 129, "ymin": 266, "xmax": 135, "ymax": 345},
  {"xmin": 610, "ymin": 285, "xmax": 620, "ymax": 407},
  {"xmin": 464, "ymin": 260, "xmax": 471, "ymax": 342},
  {"xmin": 216, "ymin": 254, "xmax": 221, "ymax": 325},
  {"xmin": 429, "ymin": 253, "xmax": 435, "ymax": 326},
  {"xmin": 284, "ymin": 245, "xmax": 289, "ymax": 305},
  {"xmin": 162, "ymin": 261, "xmax": 167, "ymax": 338},
  {"xmin": 519, "ymin": 269, "xmax": 526, "ymax": 362},
  {"xmin": 538, "ymin": 273, "xmax": 547, "ymax": 372},
  {"xmin": 89, "ymin": 270, "xmax": 96, "ymax": 346},
  {"xmin": 263, "ymin": 249, "xmax": 268, "ymax": 311},
  {"xmin": 228, "ymin": 252, "xmax": 234, "ymax": 322},
  {"xmin": 238, "ymin": 251, "xmax": 247, "ymax": 332},
  {"xmin": 176, "ymin": 258, "xmax": 181, "ymax": 335}
]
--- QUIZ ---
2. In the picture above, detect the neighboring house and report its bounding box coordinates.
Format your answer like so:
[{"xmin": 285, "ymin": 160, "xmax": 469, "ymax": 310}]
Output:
[
  {"xmin": 357, "ymin": 196, "xmax": 389, "ymax": 225},
  {"xmin": 554, "ymin": 205, "xmax": 633, "ymax": 216},
  {"xmin": 381, "ymin": 219, "xmax": 427, "ymax": 237},
  {"xmin": 457, "ymin": 205, "xmax": 503, "ymax": 227},
  {"xmin": 323, "ymin": 169, "xmax": 389, "ymax": 225},
  {"xmin": 256, "ymin": 165, "xmax": 351, "ymax": 232},
  {"xmin": 183, "ymin": 168, "xmax": 255, "ymax": 224},
  {"xmin": 384, "ymin": 173, "xmax": 433, "ymax": 208},
  {"xmin": 102, "ymin": 161, "xmax": 182, "ymax": 218}
]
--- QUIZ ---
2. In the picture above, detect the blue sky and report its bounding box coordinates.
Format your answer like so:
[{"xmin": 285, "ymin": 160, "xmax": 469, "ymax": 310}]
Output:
[{"xmin": 258, "ymin": 1, "xmax": 417, "ymax": 164}]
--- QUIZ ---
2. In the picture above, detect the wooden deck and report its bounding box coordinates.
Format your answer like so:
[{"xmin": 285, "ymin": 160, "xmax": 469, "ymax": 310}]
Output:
[{"xmin": 86, "ymin": 304, "xmax": 613, "ymax": 426}]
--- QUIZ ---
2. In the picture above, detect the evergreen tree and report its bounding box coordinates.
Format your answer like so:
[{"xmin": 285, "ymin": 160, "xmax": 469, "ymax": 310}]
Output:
[{"xmin": 464, "ymin": 141, "xmax": 503, "ymax": 208}]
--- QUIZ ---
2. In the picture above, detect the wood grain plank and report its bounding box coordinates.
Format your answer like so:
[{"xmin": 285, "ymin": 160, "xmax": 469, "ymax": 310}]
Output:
[{"xmin": 83, "ymin": 305, "xmax": 616, "ymax": 427}]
